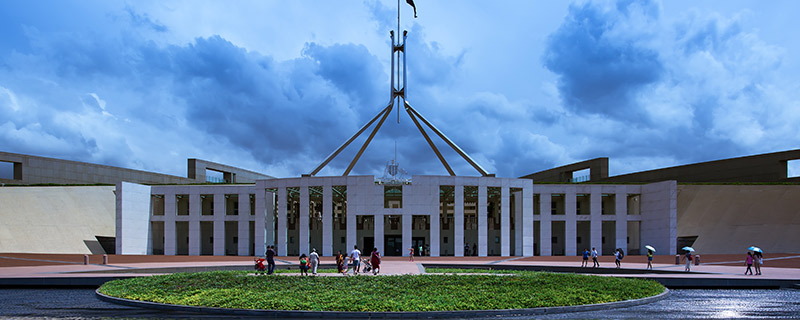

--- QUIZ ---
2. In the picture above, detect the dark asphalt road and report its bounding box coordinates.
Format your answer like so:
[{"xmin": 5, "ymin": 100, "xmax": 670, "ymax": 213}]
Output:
[{"xmin": 1, "ymin": 288, "xmax": 799, "ymax": 319}]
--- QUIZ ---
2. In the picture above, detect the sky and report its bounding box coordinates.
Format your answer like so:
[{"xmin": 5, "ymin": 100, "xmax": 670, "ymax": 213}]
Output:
[{"xmin": 2, "ymin": 0, "xmax": 800, "ymax": 179}]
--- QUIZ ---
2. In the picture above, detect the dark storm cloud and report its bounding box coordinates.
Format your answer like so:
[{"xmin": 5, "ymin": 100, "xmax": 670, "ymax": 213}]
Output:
[{"xmin": 543, "ymin": 0, "xmax": 663, "ymax": 121}]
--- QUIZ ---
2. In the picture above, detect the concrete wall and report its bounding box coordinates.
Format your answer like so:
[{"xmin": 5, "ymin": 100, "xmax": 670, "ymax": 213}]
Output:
[
  {"xmin": 0, "ymin": 186, "xmax": 115, "ymax": 254},
  {"xmin": 677, "ymin": 184, "xmax": 800, "ymax": 254},
  {"xmin": 0, "ymin": 151, "xmax": 194, "ymax": 185},
  {"xmin": 603, "ymin": 149, "xmax": 800, "ymax": 183},
  {"xmin": 0, "ymin": 151, "xmax": 274, "ymax": 186}
]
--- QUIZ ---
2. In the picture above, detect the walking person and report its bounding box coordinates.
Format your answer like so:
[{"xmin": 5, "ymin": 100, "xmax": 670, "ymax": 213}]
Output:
[
  {"xmin": 754, "ymin": 251, "xmax": 763, "ymax": 275},
  {"xmin": 581, "ymin": 249, "xmax": 589, "ymax": 267},
  {"xmin": 646, "ymin": 249, "xmax": 654, "ymax": 270},
  {"xmin": 266, "ymin": 245, "xmax": 276, "ymax": 275},
  {"xmin": 614, "ymin": 249, "xmax": 622, "ymax": 269},
  {"xmin": 299, "ymin": 254, "xmax": 309, "ymax": 276},
  {"xmin": 745, "ymin": 252, "xmax": 754, "ymax": 275},
  {"xmin": 408, "ymin": 246, "xmax": 415, "ymax": 262},
  {"xmin": 683, "ymin": 251, "xmax": 693, "ymax": 272},
  {"xmin": 350, "ymin": 245, "xmax": 361, "ymax": 275},
  {"xmin": 370, "ymin": 247, "xmax": 382, "ymax": 275},
  {"xmin": 335, "ymin": 250, "xmax": 344, "ymax": 274},
  {"xmin": 591, "ymin": 247, "xmax": 599, "ymax": 268},
  {"xmin": 309, "ymin": 248, "xmax": 320, "ymax": 275},
  {"xmin": 464, "ymin": 243, "xmax": 470, "ymax": 256}
]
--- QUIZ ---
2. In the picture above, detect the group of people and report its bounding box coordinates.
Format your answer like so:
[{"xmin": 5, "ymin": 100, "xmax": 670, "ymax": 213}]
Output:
[
  {"xmin": 580, "ymin": 248, "xmax": 601, "ymax": 268},
  {"xmin": 335, "ymin": 245, "xmax": 382, "ymax": 276},
  {"xmin": 253, "ymin": 245, "xmax": 277, "ymax": 275},
  {"xmin": 745, "ymin": 251, "xmax": 764, "ymax": 275},
  {"xmin": 581, "ymin": 247, "xmax": 658, "ymax": 270}
]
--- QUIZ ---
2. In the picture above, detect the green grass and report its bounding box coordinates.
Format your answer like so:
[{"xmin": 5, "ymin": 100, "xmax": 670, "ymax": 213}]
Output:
[{"xmin": 98, "ymin": 270, "xmax": 665, "ymax": 312}]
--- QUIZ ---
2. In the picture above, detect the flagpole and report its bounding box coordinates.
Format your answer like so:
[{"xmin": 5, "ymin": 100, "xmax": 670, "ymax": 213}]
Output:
[{"xmin": 397, "ymin": 0, "xmax": 401, "ymax": 124}]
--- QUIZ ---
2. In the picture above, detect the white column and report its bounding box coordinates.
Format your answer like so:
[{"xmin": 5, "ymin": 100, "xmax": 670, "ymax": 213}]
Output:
[
  {"xmin": 540, "ymin": 192, "xmax": 552, "ymax": 256},
  {"xmin": 346, "ymin": 203, "xmax": 356, "ymax": 253},
  {"xmin": 237, "ymin": 193, "xmax": 250, "ymax": 256},
  {"xmin": 454, "ymin": 184, "xmax": 465, "ymax": 256},
  {"xmin": 615, "ymin": 188, "xmax": 628, "ymax": 253},
  {"xmin": 522, "ymin": 186, "xmax": 534, "ymax": 256},
  {"xmin": 478, "ymin": 184, "xmax": 488, "ymax": 256},
  {"xmin": 277, "ymin": 187, "xmax": 287, "ymax": 256},
  {"xmin": 431, "ymin": 212, "xmax": 440, "ymax": 256},
  {"xmin": 565, "ymin": 189, "xmax": 577, "ymax": 256},
  {"xmin": 501, "ymin": 186, "xmax": 510, "ymax": 256},
  {"xmin": 402, "ymin": 214, "xmax": 412, "ymax": 256},
  {"xmin": 513, "ymin": 190, "xmax": 522, "ymax": 256},
  {"xmin": 164, "ymin": 192, "xmax": 176, "ymax": 255},
  {"xmin": 590, "ymin": 187, "xmax": 602, "ymax": 256},
  {"xmin": 188, "ymin": 191, "xmax": 201, "ymax": 256},
  {"xmin": 322, "ymin": 184, "xmax": 333, "ymax": 256},
  {"xmin": 255, "ymin": 189, "xmax": 267, "ymax": 256},
  {"xmin": 374, "ymin": 214, "xmax": 384, "ymax": 254},
  {"xmin": 213, "ymin": 194, "xmax": 225, "ymax": 256},
  {"xmin": 299, "ymin": 186, "xmax": 310, "ymax": 255}
]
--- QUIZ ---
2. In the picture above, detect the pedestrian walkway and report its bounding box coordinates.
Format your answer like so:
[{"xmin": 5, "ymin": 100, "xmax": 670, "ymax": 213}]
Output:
[{"xmin": 1, "ymin": 253, "xmax": 799, "ymax": 287}]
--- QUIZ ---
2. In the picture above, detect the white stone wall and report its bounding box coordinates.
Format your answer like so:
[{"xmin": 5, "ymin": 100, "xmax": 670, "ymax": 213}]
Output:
[
  {"xmin": 116, "ymin": 182, "xmax": 152, "ymax": 254},
  {"xmin": 115, "ymin": 176, "xmax": 676, "ymax": 257}
]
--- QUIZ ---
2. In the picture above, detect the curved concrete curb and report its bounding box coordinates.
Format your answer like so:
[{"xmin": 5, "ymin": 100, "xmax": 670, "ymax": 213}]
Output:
[{"xmin": 96, "ymin": 287, "xmax": 669, "ymax": 319}]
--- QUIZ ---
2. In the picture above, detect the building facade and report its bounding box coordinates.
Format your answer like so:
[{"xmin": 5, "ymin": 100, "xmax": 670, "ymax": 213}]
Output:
[{"xmin": 116, "ymin": 176, "xmax": 677, "ymax": 257}]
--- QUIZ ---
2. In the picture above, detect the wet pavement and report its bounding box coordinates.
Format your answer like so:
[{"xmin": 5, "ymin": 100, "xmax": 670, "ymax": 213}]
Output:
[{"xmin": 1, "ymin": 288, "xmax": 799, "ymax": 319}]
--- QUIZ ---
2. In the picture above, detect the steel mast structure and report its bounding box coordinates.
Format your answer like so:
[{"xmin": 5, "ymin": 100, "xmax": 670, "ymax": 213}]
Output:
[{"xmin": 308, "ymin": 2, "xmax": 490, "ymax": 177}]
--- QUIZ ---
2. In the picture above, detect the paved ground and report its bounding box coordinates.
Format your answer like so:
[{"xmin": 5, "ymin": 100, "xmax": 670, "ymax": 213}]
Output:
[
  {"xmin": 1, "ymin": 253, "xmax": 799, "ymax": 319},
  {"xmin": 2, "ymin": 253, "xmax": 799, "ymax": 280}
]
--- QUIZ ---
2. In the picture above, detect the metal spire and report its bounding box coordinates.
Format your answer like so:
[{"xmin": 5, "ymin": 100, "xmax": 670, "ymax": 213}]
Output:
[{"xmin": 307, "ymin": 2, "xmax": 491, "ymax": 177}]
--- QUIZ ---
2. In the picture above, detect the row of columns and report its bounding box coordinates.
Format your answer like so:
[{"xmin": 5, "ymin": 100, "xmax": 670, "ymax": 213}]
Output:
[
  {"xmin": 266, "ymin": 184, "xmax": 633, "ymax": 257},
  {"xmin": 150, "ymin": 189, "xmax": 267, "ymax": 256}
]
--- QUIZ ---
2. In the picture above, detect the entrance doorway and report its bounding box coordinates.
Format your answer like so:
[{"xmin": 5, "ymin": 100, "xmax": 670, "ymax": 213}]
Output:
[
  {"xmin": 384, "ymin": 235, "xmax": 402, "ymax": 256},
  {"xmin": 363, "ymin": 237, "xmax": 374, "ymax": 253},
  {"xmin": 412, "ymin": 237, "xmax": 426, "ymax": 256}
]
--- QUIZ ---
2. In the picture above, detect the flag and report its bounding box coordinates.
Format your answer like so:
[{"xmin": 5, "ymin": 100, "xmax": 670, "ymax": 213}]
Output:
[{"xmin": 406, "ymin": 0, "xmax": 417, "ymax": 18}]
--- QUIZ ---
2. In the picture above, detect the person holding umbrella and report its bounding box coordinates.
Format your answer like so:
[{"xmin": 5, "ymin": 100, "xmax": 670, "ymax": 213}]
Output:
[
  {"xmin": 645, "ymin": 245, "xmax": 656, "ymax": 270},
  {"xmin": 682, "ymin": 247, "xmax": 694, "ymax": 272}
]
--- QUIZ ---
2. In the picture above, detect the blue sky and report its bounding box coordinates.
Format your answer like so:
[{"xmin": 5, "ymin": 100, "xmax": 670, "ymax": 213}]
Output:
[{"xmin": 2, "ymin": 0, "xmax": 799, "ymax": 179}]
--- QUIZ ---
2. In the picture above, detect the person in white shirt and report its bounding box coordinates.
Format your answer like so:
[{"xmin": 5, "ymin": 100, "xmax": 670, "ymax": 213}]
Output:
[
  {"xmin": 591, "ymin": 247, "xmax": 599, "ymax": 268},
  {"xmin": 349, "ymin": 245, "xmax": 362, "ymax": 274},
  {"xmin": 309, "ymin": 248, "xmax": 320, "ymax": 275}
]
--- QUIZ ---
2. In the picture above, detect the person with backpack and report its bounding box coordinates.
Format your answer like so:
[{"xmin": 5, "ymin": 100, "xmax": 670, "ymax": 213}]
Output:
[
  {"xmin": 581, "ymin": 249, "xmax": 589, "ymax": 267},
  {"xmin": 299, "ymin": 254, "xmax": 309, "ymax": 276},
  {"xmin": 614, "ymin": 248, "xmax": 623, "ymax": 268},
  {"xmin": 370, "ymin": 248, "xmax": 382, "ymax": 274}
]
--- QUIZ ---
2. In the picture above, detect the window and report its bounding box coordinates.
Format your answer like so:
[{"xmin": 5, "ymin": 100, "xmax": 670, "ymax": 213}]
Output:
[
  {"xmin": 0, "ymin": 161, "xmax": 14, "ymax": 180},
  {"xmin": 384, "ymin": 186, "xmax": 403, "ymax": 208},
  {"xmin": 789, "ymin": 159, "xmax": 800, "ymax": 178},
  {"xmin": 572, "ymin": 168, "xmax": 590, "ymax": 183}
]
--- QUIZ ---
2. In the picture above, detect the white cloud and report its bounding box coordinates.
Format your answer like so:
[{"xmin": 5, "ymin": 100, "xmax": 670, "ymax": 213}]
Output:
[{"xmin": 1, "ymin": 0, "xmax": 799, "ymax": 179}]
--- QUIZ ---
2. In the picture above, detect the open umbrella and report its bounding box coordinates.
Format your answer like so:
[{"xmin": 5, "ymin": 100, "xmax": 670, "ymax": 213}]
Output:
[
  {"xmin": 682, "ymin": 246, "xmax": 695, "ymax": 252},
  {"xmin": 645, "ymin": 245, "xmax": 656, "ymax": 252},
  {"xmin": 747, "ymin": 246, "xmax": 763, "ymax": 253}
]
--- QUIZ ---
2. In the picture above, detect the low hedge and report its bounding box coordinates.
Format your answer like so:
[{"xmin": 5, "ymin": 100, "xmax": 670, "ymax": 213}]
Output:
[{"xmin": 98, "ymin": 270, "xmax": 664, "ymax": 312}]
